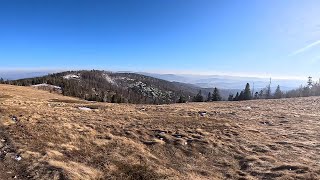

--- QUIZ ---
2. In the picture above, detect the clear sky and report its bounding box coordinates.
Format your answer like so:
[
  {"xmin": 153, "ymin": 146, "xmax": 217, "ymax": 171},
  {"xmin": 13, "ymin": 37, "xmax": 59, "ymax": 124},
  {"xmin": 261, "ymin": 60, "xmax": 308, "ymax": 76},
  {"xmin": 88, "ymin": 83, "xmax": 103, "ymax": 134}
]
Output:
[{"xmin": 0, "ymin": 0, "xmax": 320, "ymax": 79}]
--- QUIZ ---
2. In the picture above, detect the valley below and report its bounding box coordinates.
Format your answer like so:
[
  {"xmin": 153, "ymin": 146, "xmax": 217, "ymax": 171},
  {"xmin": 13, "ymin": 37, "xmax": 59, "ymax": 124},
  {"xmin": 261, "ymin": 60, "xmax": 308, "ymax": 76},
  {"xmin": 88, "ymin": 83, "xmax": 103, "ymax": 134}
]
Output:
[{"xmin": 0, "ymin": 84, "xmax": 319, "ymax": 179}]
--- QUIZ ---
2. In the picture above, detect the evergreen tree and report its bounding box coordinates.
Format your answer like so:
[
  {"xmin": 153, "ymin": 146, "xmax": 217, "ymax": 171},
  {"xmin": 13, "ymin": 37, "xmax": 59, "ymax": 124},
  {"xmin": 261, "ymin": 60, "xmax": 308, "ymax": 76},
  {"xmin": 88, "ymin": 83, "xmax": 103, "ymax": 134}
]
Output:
[
  {"xmin": 274, "ymin": 85, "xmax": 282, "ymax": 99},
  {"xmin": 258, "ymin": 90, "xmax": 264, "ymax": 99},
  {"xmin": 243, "ymin": 83, "xmax": 252, "ymax": 100},
  {"xmin": 212, "ymin": 87, "xmax": 222, "ymax": 101},
  {"xmin": 265, "ymin": 84, "xmax": 272, "ymax": 99},
  {"xmin": 228, "ymin": 94, "xmax": 234, "ymax": 101},
  {"xmin": 206, "ymin": 92, "xmax": 212, "ymax": 102},
  {"xmin": 177, "ymin": 95, "xmax": 186, "ymax": 103},
  {"xmin": 111, "ymin": 95, "xmax": 116, "ymax": 103},
  {"xmin": 302, "ymin": 86, "xmax": 310, "ymax": 97},
  {"xmin": 193, "ymin": 90, "xmax": 204, "ymax": 102},
  {"xmin": 238, "ymin": 91, "xmax": 244, "ymax": 101},
  {"xmin": 233, "ymin": 92, "xmax": 239, "ymax": 101}
]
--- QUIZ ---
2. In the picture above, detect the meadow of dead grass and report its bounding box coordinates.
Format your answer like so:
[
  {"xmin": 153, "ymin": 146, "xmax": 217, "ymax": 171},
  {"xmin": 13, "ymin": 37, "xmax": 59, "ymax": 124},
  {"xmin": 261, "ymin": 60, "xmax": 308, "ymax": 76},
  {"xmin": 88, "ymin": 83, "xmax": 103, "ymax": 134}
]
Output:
[{"xmin": 0, "ymin": 84, "xmax": 320, "ymax": 179}]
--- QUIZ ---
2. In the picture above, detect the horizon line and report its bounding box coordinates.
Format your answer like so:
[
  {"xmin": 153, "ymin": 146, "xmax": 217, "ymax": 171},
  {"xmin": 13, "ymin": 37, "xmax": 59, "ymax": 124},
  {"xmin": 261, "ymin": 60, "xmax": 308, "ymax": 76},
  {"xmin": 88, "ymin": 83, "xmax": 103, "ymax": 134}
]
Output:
[{"xmin": 0, "ymin": 67, "xmax": 309, "ymax": 80}]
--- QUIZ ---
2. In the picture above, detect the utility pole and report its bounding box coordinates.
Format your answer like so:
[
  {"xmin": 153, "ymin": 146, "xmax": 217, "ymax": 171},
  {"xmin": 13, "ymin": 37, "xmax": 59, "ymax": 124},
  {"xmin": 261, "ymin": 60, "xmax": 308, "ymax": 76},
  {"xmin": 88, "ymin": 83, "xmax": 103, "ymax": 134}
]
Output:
[
  {"xmin": 266, "ymin": 77, "xmax": 272, "ymax": 99},
  {"xmin": 269, "ymin": 77, "xmax": 272, "ymax": 86},
  {"xmin": 308, "ymin": 76, "xmax": 313, "ymax": 88},
  {"xmin": 252, "ymin": 82, "xmax": 255, "ymax": 97}
]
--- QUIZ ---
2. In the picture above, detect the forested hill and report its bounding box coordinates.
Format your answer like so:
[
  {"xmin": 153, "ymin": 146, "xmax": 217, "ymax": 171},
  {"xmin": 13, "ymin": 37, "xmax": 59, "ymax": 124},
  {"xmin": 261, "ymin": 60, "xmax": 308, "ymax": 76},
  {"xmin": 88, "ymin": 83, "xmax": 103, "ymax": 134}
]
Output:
[{"xmin": 3, "ymin": 70, "xmax": 200, "ymax": 104}]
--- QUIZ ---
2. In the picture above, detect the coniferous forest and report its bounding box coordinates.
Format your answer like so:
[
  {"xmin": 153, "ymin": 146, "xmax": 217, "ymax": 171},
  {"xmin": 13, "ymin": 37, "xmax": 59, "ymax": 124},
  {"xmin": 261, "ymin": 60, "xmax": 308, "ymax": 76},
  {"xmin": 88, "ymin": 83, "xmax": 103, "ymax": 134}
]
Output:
[{"xmin": 0, "ymin": 70, "xmax": 197, "ymax": 104}]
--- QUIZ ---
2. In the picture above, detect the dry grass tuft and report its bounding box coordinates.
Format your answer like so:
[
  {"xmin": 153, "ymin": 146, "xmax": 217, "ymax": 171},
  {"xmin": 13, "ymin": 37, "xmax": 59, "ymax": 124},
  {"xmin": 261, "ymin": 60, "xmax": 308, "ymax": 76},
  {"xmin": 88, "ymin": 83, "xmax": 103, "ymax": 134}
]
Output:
[
  {"xmin": 49, "ymin": 98, "xmax": 87, "ymax": 104},
  {"xmin": 0, "ymin": 94, "xmax": 13, "ymax": 99}
]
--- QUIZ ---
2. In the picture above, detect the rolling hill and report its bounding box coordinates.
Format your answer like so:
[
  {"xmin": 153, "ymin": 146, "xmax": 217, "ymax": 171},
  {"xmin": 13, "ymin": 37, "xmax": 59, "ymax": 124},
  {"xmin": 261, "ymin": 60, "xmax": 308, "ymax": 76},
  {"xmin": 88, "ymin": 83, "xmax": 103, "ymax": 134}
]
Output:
[
  {"xmin": 3, "ymin": 70, "xmax": 241, "ymax": 103},
  {"xmin": 4, "ymin": 70, "xmax": 199, "ymax": 104}
]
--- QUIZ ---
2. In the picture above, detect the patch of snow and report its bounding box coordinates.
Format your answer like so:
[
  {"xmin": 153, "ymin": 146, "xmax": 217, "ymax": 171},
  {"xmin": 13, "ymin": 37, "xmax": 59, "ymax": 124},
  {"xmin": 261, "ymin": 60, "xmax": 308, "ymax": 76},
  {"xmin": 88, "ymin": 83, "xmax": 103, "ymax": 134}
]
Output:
[
  {"xmin": 198, "ymin": 111, "xmax": 207, "ymax": 117},
  {"xmin": 15, "ymin": 155, "xmax": 22, "ymax": 161},
  {"xmin": 242, "ymin": 106, "xmax": 252, "ymax": 111},
  {"xmin": 63, "ymin": 74, "xmax": 80, "ymax": 80},
  {"xmin": 128, "ymin": 81, "xmax": 165, "ymax": 98},
  {"xmin": 11, "ymin": 115, "xmax": 18, "ymax": 122},
  {"xmin": 32, "ymin": 83, "xmax": 62, "ymax": 90},
  {"xmin": 115, "ymin": 77, "xmax": 135, "ymax": 81},
  {"xmin": 103, "ymin": 74, "xmax": 116, "ymax": 85},
  {"xmin": 78, "ymin": 107, "xmax": 92, "ymax": 111}
]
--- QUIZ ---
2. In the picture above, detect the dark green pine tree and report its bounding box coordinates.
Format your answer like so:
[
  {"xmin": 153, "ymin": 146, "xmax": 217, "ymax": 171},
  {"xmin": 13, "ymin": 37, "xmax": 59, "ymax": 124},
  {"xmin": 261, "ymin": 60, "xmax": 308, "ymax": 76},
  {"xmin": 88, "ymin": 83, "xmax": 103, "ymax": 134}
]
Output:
[
  {"xmin": 265, "ymin": 84, "xmax": 272, "ymax": 99},
  {"xmin": 243, "ymin": 83, "xmax": 252, "ymax": 100},
  {"xmin": 274, "ymin": 85, "xmax": 282, "ymax": 99},
  {"xmin": 212, "ymin": 87, "xmax": 222, "ymax": 101},
  {"xmin": 177, "ymin": 95, "xmax": 186, "ymax": 103},
  {"xmin": 228, "ymin": 94, "xmax": 234, "ymax": 101},
  {"xmin": 258, "ymin": 90, "xmax": 264, "ymax": 99},
  {"xmin": 206, "ymin": 92, "xmax": 212, "ymax": 102},
  {"xmin": 233, "ymin": 92, "xmax": 239, "ymax": 101},
  {"xmin": 193, "ymin": 90, "xmax": 204, "ymax": 102},
  {"xmin": 238, "ymin": 91, "xmax": 244, "ymax": 101},
  {"xmin": 111, "ymin": 94, "xmax": 116, "ymax": 103}
]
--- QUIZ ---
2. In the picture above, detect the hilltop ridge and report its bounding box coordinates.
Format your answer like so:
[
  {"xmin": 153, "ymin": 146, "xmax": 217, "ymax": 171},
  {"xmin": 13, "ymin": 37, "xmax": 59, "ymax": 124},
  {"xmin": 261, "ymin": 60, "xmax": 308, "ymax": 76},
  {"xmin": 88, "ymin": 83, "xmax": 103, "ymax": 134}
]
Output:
[
  {"xmin": 4, "ymin": 70, "xmax": 241, "ymax": 103},
  {"xmin": 5, "ymin": 70, "xmax": 198, "ymax": 104}
]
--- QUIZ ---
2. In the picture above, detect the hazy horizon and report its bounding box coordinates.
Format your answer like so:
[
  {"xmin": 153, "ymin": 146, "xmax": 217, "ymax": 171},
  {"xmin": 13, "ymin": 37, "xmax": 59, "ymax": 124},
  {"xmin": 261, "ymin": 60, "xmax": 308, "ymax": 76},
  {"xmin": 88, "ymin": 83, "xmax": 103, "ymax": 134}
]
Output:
[{"xmin": 0, "ymin": 68, "xmax": 311, "ymax": 80}]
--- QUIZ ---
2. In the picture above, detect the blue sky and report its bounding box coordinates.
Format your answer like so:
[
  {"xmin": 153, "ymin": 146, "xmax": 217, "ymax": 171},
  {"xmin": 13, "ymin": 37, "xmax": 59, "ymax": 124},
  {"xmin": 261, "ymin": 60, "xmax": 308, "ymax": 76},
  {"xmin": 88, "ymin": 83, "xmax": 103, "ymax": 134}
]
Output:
[{"xmin": 0, "ymin": 0, "xmax": 320, "ymax": 79}]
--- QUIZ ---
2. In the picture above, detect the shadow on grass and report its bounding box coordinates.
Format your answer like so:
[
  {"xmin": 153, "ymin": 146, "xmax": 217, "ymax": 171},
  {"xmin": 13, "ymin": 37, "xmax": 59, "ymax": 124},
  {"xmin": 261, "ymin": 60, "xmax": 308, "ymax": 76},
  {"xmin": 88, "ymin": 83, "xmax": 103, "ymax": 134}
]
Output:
[
  {"xmin": 106, "ymin": 163, "xmax": 168, "ymax": 180},
  {"xmin": 49, "ymin": 98, "xmax": 87, "ymax": 104}
]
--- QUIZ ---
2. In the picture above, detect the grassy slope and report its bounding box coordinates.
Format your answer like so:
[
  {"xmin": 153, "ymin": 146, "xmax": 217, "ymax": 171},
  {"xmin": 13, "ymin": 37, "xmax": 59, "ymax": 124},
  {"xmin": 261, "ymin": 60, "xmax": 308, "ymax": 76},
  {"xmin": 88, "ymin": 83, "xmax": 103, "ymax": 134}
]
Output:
[{"xmin": 0, "ymin": 84, "xmax": 319, "ymax": 179}]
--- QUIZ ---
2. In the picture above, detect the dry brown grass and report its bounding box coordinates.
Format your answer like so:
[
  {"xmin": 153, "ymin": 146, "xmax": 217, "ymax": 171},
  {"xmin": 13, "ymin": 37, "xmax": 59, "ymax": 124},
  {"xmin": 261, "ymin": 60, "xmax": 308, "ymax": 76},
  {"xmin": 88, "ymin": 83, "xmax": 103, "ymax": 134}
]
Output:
[
  {"xmin": 0, "ymin": 94, "xmax": 13, "ymax": 99},
  {"xmin": 48, "ymin": 99, "xmax": 88, "ymax": 104},
  {"xmin": 0, "ymin": 84, "xmax": 320, "ymax": 179}
]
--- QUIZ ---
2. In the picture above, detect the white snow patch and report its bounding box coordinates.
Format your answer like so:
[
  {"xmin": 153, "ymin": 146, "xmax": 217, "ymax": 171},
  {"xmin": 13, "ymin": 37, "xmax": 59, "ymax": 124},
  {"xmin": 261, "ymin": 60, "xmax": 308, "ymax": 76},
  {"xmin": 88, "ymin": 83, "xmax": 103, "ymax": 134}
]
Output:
[
  {"xmin": 103, "ymin": 74, "xmax": 116, "ymax": 85},
  {"xmin": 78, "ymin": 107, "xmax": 92, "ymax": 111},
  {"xmin": 32, "ymin": 83, "xmax": 62, "ymax": 90},
  {"xmin": 115, "ymin": 77, "xmax": 135, "ymax": 81},
  {"xmin": 63, "ymin": 74, "xmax": 80, "ymax": 80},
  {"xmin": 198, "ymin": 111, "xmax": 207, "ymax": 117},
  {"xmin": 15, "ymin": 155, "xmax": 22, "ymax": 161},
  {"xmin": 244, "ymin": 106, "xmax": 252, "ymax": 110}
]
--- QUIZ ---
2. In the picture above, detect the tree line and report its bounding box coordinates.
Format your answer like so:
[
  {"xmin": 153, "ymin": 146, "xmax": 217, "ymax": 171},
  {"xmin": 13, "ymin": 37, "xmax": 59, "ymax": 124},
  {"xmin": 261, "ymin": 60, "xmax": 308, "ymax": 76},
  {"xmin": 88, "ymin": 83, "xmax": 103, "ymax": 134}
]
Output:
[
  {"xmin": 180, "ymin": 87, "xmax": 222, "ymax": 103},
  {"xmin": 230, "ymin": 77, "xmax": 318, "ymax": 101},
  {"xmin": 188, "ymin": 77, "xmax": 317, "ymax": 103}
]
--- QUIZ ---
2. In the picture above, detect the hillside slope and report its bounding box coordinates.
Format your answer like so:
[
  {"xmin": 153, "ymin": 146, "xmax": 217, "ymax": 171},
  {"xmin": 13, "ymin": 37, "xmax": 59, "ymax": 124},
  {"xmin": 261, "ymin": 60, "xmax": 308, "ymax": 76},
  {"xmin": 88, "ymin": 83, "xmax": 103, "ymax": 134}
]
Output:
[
  {"xmin": 6, "ymin": 70, "xmax": 198, "ymax": 104},
  {"xmin": 0, "ymin": 85, "xmax": 319, "ymax": 179}
]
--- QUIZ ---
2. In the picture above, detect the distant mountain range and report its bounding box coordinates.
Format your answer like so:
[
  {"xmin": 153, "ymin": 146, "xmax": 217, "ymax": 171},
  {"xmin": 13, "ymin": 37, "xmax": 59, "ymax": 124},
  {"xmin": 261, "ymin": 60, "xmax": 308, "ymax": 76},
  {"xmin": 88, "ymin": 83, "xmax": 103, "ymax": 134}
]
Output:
[
  {"xmin": 139, "ymin": 72, "xmax": 306, "ymax": 91},
  {"xmin": 0, "ymin": 71, "xmax": 55, "ymax": 80}
]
